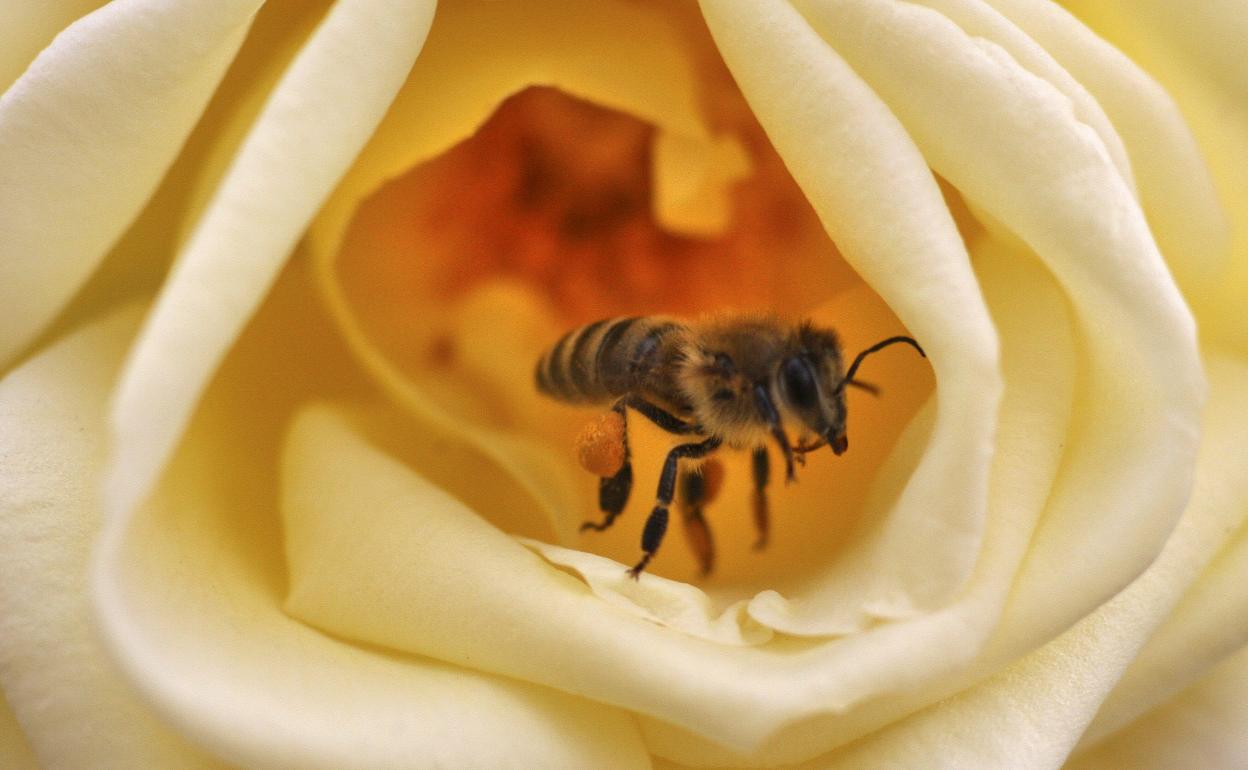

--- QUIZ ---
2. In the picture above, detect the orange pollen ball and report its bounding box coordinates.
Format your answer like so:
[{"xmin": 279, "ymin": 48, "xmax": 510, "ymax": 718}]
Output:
[{"xmin": 575, "ymin": 410, "xmax": 627, "ymax": 477}]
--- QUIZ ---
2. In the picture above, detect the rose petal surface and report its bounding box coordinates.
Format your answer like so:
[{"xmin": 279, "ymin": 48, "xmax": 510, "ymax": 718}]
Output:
[
  {"xmin": 0, "ymin": 1, "xmax": 106, "ymax": 90},
  {"xmin": 1062, "ymin": 0, "xmax": 1248, "ymax": 356},
  {"xmin": 0, "ymin": 0, "xmax": 261, "ymax": 366},
  {"xmin": 700, "ymin": 0, "xmax": 1001, "ymax": 631},
  {"xmin": 0, "ymin": 306, "xmax": 224, "ymax": 768},
  {"xmin": 1069, "ymin": 644, "xmax": 1248, "ymax": 770},
  {"xmin": 790, "ymin": 0, "xmax": 1201, "ymax": 649},
  {"xmin": 0, "ymin": 691, "xmax": 38, "ymax": 770},
  {"xmin": 807, "ymin": 351, "xmax": 1248, "ymax": 768},
  {"xmin": 984, "ymin": 0, "xmax": 1230, "ymax": 295},
  {"xmin": 92, "ymin": 268, "xmax": 648, "ymax": 769},
  {"xmin": 107, "ymin": 0, "xmax": 436, "ymax": 525}
]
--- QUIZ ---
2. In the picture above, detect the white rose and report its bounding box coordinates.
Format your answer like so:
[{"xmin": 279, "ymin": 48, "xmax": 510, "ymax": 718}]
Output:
[{"xmin": 2, "ymin": 1, "xmax": 1246, "ymax": 768}]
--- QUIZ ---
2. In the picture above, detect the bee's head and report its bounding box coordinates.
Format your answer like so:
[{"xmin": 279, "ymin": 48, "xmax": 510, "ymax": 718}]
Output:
[
  {"xmin": 772, "ymin": 324, "xmax": 926, "ymax": 458},
  {"xmin": 774, "ymin": 324, "xmax": 850, "ymax": 455}
]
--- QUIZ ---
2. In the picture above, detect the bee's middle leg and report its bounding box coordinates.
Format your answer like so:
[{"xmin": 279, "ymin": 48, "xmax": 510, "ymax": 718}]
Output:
[
  {"xmin": 751, "ymin": 446, "xmax": 771, "ymax": 550},
  {"xmin": 630, "ymin": 436, "xmax": 722, "ymax": 579},
  {"xmin": 678, "ymin": 462, "xmax": 721, "ymax": 576}
]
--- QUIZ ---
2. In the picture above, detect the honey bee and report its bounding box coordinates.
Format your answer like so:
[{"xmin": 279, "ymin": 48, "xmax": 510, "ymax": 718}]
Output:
[{"xmin": 535, "ymin": 313, "xmax": 924, "ymax": 578}]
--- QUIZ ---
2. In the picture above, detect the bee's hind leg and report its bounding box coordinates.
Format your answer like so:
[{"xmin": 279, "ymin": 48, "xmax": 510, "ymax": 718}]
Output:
[
  {"xmin": 677, "ymin": 459, "xmax": 723, "ymax": 576},
  {"xmin": 630, "ymin": 436, "xmax": 722, "ymax": 579},
  {"xmin": 580, "ymin": 401, "xmax": 633, "ymax": 533},
  {"xmin": 581, "ymin": 397, "xmax": 700, "ymax": 534}
]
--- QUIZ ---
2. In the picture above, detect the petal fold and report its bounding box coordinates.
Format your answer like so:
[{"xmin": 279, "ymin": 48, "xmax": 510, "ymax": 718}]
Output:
[
  {"xmin": 0, "ymin": 306, "xmax": 224, "ymax": 768},
  {"xmin": 107, "ymin": 0, "xmax": 436, "ymax": 523},
  {"xmin": 792, "ymin": 0, "xmax": 1203, "ymax": 653},
  {"xmin": 93, "ymin": 273, "xmax": 648, "ymax": 769},
  {"xmin": 812, "ymin": 350, "xmax": 1248, "ymax": 769},
  {"xmin": 984, "ymin": 0, "xmax": 1231, "ymax": 301},
  {"xmin": 0, "ymin": 0, "xmax": 261, "ymax": 367},
  {"xmin": 699, "ymin": 0, "xmax": 1001, "ymax": 632}
]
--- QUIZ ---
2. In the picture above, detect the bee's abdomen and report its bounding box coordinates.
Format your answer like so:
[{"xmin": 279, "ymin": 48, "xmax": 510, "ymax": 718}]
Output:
[{"xmin": 535, "ymin": 316, "xmax": 682, "ymax": 404}]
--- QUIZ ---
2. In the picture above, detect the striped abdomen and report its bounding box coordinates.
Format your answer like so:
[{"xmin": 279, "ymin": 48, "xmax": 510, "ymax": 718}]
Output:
[{"xmin": 535, "ymin": 316, "xmax": 686, "ymax": 405}]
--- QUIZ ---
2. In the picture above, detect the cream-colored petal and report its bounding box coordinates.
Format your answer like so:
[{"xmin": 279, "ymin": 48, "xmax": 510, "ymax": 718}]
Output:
[
  {"xmin": 0, "ymin": 306, "xmax": 224, "ymax": 768},
  {"xmin": 983, "ymin": 0, "xmax": 1230, "ymax": 294},
  {"xmin": 0, "ymin": 692, "xmax": 38, "ymax": 770},
  {"xmin": 92, "ymin": 282, "xmax": 648, "ymax": 769},
  {"xmin": 1079, "ymin": 418, "xmax": 1248, "ymax": 744},
  {"xmin": 795, "ymin": 0, "xmax": 1202, "ymax": 651},
  {"xmin": 1068, "ymin": 645, "xmax": 1248, "ymax": 770},
  {"xmin": 699, "ymin": 0, "xmax": 1001, "ymax": 631},
  {"xmin": 521, "ymin": 539, "xmax": 772, "ymax": 647},
  {"xmin": 0, "ymin": 0, "xmax": 261, "ymax": 368},
  {"xmin": 1128, "ymin": 0, "xmax": 1248, "ymax": 99},
  {"xmin": 902, "ymin": 0, "xmax": 1136, "ymax": 192},
  {"xmin": 808, "ymin": 352, "xmax": 1248, "ymax": 769},
  {"xmin": 0, "ymin": 1, "xmax": 106, "ymax": 91},
  {"xmin": 1062, "ymin": 0, "xmax": 1248, "ymax": 356},
  {"xmin": 107, "ymin": 0, "xmax": 436, "ymax": 525}
]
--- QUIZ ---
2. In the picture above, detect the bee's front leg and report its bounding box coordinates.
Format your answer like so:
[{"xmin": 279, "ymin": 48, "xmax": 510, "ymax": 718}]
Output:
[{"xmin": 630, "ymin": 435, "xmax": 722, "ymax": 579}]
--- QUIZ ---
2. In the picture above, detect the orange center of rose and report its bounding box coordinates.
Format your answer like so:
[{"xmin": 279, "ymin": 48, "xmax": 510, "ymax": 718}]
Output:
[
  {"xmin": 337, "ymin": 87, "xmax": 858, "ymax": 371},
  {"xmin": 333, "ymin": 86, "xmax": 930, "ymax": 584}
]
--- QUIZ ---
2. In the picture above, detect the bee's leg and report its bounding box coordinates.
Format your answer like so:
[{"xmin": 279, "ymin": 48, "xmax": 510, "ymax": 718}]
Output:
[
  {"xmin": 751, "ymin": 446, "xmax": 771, "ymax": 550},
  {"xmin": 678, "ymin": 459, "xmax": 724, "ymax": 576},
  {"xmin": 581, "ymin": 401, "xmax": 633, "ymax": 533},
  {"xmin": 630, "ymin": 436, "xmax": 722, "ymax": 579},
  {"xmin": 623, "ymin": 396, "xmax": 701, "ymax": 435}
]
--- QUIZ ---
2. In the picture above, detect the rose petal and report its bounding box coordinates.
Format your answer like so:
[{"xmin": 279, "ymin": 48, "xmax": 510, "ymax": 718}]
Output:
[
  {"xmin": 520, "ymin": 539, "xmax": 773, "ymax": 647},
  {"xmin": 1121, "ymin": 0, "xmax": 1248, "ymax": 99},
  {"xmin": 1061, "ymin": 0, "xmax": 1248, "ymax": 355},
  {"xmin": 1079, "ymin": 361, "xmax": 1248, "ymax": 743},
  {"xmin": 652, "ymin": 130, "xmax": 752, "ymax": 236},
  {"xmin": 784, "ymin": 351, "xmax": 1248, "ymax": 769},
  {"xmin": 92, "ymin": 278, "xmax": 648, "ymax": 768},
  {"xmin": 981, "ymin": 0, "xmax": 1231, "ymax": 295},
  {"xmin": 699, "ymin": 0, "xmax": 1001, "ymax": 630},
  {"xmin": 0, "ymin": 0, "xmax": 262, "ymax": 366},
  {"xmin": 1069, "ymin": 645, "xmax": 1248, "ymax": 770},
  {"xmin": 793, "ymin": 0, "xmax": 1202, "ymax": 651},
  {"xmin": 0, "ymin": 2, "xmax": 105, "ymax": 91},
  {"xmin": 0, "ymin": 691, "xmax": 38, "ymax": 770},
  {"xmin": 0, "ymin": 306, "xmax": 223, "ymax": 768},
  {"xmin": 106, "ymin": 0, "xmax": 436, "ymax": 528},
  {"xmin": 894, "ymin": 0, "xmax": 1138, "ymax": 193}
]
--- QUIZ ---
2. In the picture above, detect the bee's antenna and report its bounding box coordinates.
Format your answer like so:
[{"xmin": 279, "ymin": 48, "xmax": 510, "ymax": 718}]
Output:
[
  {"xmin": 846, "ymin": 379, "xmax": 880, "ymax": 396},
  {"xmin": 838, "ymin": 336, "xmax": 925, "ymax": 394}
]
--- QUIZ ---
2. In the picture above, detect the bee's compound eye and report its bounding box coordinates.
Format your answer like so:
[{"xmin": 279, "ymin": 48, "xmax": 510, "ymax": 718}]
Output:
[{"xmin": 781, "ymin": 357, "xmax": 819, "ymax": 409}]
